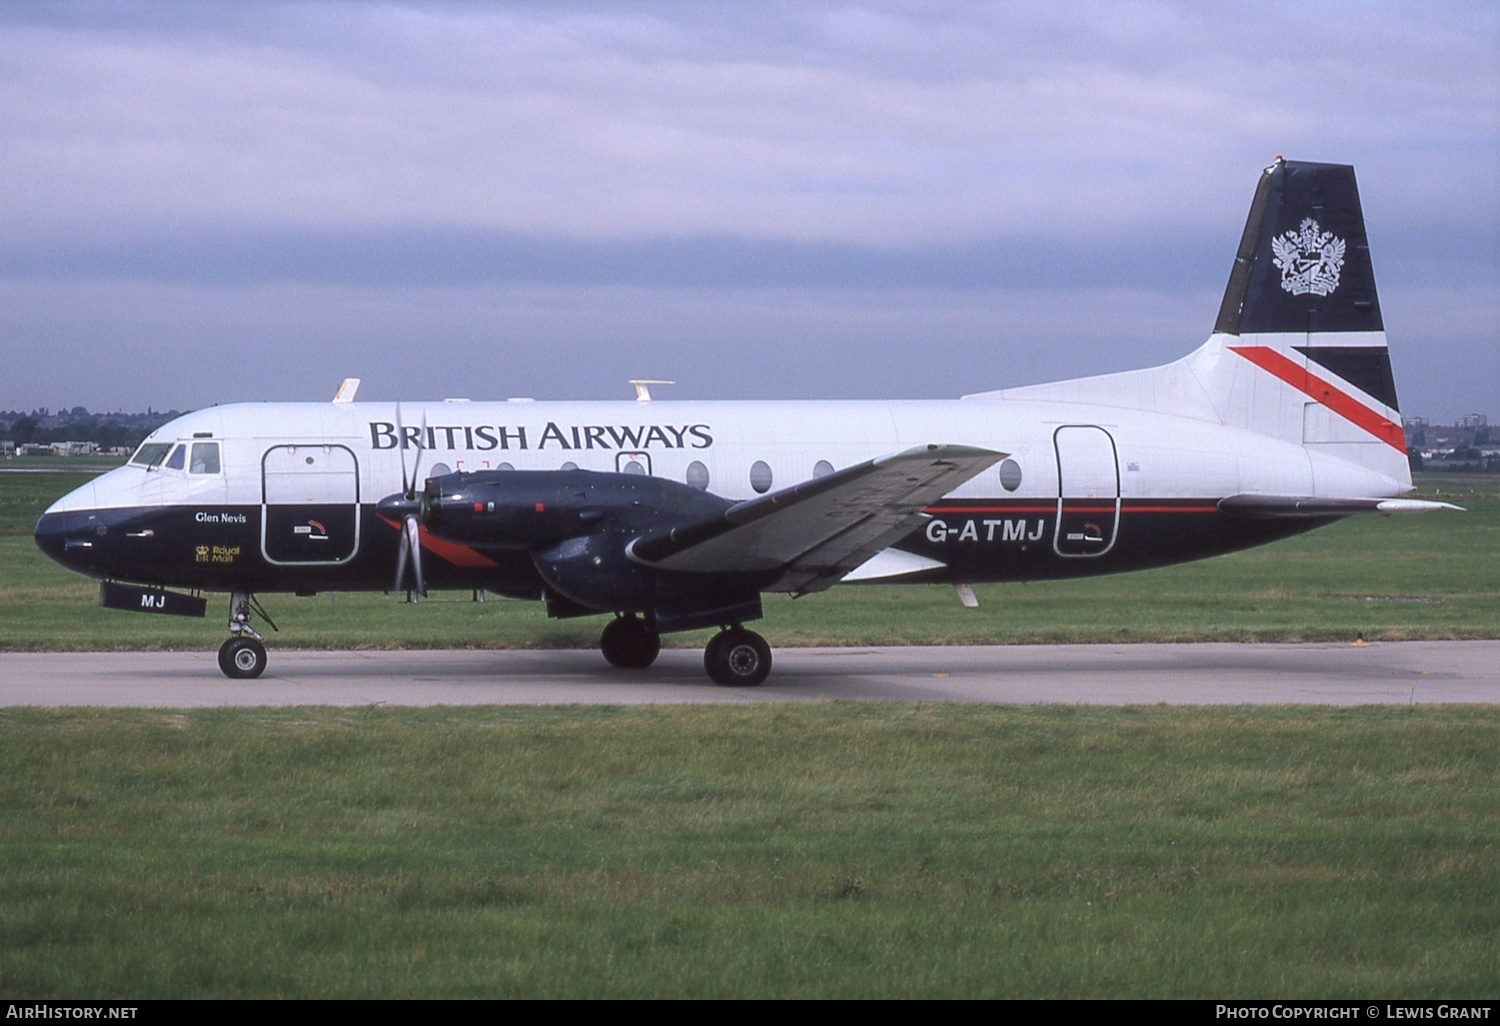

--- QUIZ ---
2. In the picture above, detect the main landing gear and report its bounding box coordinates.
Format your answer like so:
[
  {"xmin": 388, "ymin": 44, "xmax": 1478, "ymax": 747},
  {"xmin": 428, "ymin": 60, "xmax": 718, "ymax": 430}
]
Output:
[
  {"xmin": 598, "ymin": 616, "xmax": 772, "ymax": 686},
  {"xmin": 218, "ymin": 591, "xmax": 273, "ymax": 679},
  {"xmin": 703, "ymin": 627, "xmax": 772, "ymax": 687},
  {"xmin": 599, "ymin": 614, "xmax": 661, "ymax": 669}
]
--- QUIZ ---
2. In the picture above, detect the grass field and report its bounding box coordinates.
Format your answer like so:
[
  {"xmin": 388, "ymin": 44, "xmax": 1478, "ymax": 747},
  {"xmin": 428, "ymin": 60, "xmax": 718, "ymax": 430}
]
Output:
[
  {"xmin": 2, "ymin": 468, "xmax": 1497, "ymax": 652},
  {"xmin": 1, "ymin": 704, "xmax": 1495, "ymax": 998},
  {"xmin": 3, "ymin": 466, "xmax": 1496, "ymax": 998}
]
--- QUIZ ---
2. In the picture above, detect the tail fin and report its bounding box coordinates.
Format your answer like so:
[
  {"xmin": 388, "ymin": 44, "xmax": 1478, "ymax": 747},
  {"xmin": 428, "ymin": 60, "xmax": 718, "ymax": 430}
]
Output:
[
  {"xmin": 1194, "ymin": 158, "xmax": 1409, "ymax": 485},
  {"xmin": 967, "ymin": 158, "xmax": 1411, "ymax": 489},
  {"xmin": 1214, "ymin": 159, "xmax": 1385, "ymax": 339}
]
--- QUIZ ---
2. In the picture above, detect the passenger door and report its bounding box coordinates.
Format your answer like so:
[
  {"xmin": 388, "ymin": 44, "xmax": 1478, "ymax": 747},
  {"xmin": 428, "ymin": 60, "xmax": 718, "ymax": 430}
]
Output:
[
  {"xmin": 1052, "ymin": 425, "xmax": 1119, "ymax": 558},
  {"xmin": 260, "ymin": 444, "xmax": 361, "ymax": 565}
]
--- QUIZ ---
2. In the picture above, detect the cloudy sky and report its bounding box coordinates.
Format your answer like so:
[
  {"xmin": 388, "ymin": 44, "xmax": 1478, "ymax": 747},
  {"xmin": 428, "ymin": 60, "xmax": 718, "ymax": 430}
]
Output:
[{"xmin": 2, "ymin": 1, "xmax": 1496, "ymax": 420}]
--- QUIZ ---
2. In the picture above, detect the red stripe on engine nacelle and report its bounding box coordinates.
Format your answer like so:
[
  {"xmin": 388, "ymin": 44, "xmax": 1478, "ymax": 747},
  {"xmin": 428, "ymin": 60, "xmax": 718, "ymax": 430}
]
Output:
[
  {"xmin": 1228, "ymin": 345, "xmax": 1406, "ymax": 451},
  {"xmin": 378, "ymin": 515, "xmax": 498, "ymax": 568}
]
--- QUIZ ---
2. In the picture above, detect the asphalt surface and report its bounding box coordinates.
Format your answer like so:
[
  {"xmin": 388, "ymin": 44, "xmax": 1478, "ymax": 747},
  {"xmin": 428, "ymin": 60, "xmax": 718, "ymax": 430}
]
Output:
[{"xmin": 0, "ymin": 641, "xmax": 1496, "ymax": 706}]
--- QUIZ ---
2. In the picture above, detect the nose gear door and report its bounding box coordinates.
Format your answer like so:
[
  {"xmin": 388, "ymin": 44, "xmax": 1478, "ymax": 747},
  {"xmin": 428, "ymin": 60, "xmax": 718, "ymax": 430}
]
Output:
[{"xmin": 261, "ymin": 444, "xmax": 361, "ymax": 564}]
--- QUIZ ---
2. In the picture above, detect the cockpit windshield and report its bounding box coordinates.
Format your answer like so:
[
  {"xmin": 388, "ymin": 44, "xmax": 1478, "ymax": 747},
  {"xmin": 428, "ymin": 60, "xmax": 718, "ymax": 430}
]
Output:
[
  {"xmin": 130, "ymin": 442, "xmax": 173, "ymax": 468},
  {"xmin": 189, "ymin": 442, "xmax": 220, "ymax": 474},
  {"xmin": 128, "ymin": 440, "xmax": 220, "ymax": 473}
]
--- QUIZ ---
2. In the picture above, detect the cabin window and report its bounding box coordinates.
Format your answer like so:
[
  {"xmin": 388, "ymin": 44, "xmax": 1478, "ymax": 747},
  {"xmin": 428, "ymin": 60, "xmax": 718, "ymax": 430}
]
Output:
[
  {"xmin": 622, "ymin": 460, "xmax": 645, "ymax": 475},
  {"xmin": 495, "ymin": 462, "xmax": 515, "ymax": 471},
  {"xmin": 686, "ymin": 460, "xmax": 710, "ymax": 491},
  {"xmin": 813, "ymin": 460, "xmax": 835, "ymax": 479},
  {"xmin": 999, "ymin": 458, "xmax": 1023, "ymax": 492},
  {"xmin": 560, "ymin": 461, "xmax": 578, "ymax": 472},
  {"xmin": 130, "ymin": 442, "xmax": 173, "ymax": 467},
  {"xmin": 164, "ymin": 445, "xmax": 186, "ymax": 471},
  {"xmin": 189, "ymin": 442, "xmax": 221, "ymax": 475},
  {"xmin": 750, "ymin": 460, "xmax": 773, "ymax": 494}
]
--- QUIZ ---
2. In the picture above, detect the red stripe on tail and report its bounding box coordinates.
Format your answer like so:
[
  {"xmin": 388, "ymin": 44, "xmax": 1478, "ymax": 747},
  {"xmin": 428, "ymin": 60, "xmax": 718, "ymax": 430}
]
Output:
[{"xmin": 1228, "ymin": 345, "xmax": 1406, "ymax": 451}]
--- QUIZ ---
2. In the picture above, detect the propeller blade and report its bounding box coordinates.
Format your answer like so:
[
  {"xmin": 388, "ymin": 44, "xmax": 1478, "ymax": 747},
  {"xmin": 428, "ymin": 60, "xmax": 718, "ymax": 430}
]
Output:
[
  {"xmin": 395, "ymin": 403, "xmax": 429, "ymax": 501},
  {"xmin": 409, "ymin": 411, "xmax": 427, "ymax": 499},
  {"xmin": 395, "ymin": 402, "xmax": 413, "ymax": 499},
  {"xmin": 393, "ymin": 513, "xmax": 411, "ymax": 593},
  {"xmin": 404, "ymin": 514, "xmax": 427, "ymax": 598}
]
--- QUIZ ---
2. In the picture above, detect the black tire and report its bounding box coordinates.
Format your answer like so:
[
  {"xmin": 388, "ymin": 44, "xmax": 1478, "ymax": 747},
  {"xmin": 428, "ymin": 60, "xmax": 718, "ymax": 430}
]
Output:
[
  {"xmin": 218, "ymin": 637, "xmax": 267, "ymax": 679},
  {"xmin": 600, "ymin": 615, "xmax": 661, "ymax": 669},
  {"xmin": 704, "ymin": 628, "xmax": 771, "ymax": 687}
]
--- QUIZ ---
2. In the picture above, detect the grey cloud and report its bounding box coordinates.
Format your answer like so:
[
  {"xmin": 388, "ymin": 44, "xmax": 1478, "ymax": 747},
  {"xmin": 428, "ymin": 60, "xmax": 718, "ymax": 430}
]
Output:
[
  {"xmin": 0, "ymin": 1, "xmax": 1494, "ymax": 422},
  {"xmin": 3, "ymin": 2, "xmax": 1493, "ymax": 242}
]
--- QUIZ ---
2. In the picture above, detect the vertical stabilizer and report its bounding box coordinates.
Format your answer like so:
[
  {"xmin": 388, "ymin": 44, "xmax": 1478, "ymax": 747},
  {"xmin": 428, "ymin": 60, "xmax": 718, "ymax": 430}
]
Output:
[
  {"xmin": 1188, "ymin": 158, "xmax": 1409, "ymax": 487},
  {"xmin": 1215, "ymin": 160, "xmax": 1384, "ymax": 338}
]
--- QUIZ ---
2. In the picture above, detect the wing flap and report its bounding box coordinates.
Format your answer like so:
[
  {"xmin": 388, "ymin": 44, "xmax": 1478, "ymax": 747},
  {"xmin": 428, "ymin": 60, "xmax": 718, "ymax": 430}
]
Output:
[{"xmin": 629, "ymin": 444, "xmax": 1003, "ymax": 592}]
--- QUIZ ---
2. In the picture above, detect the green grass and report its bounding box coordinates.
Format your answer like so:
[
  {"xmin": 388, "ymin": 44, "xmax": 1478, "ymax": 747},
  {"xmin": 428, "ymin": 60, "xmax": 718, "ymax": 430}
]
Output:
[
  {"xmin": 3, "ymin": 470, "xmax": 1496, "ymax": 651},
  {"xmin": 0, "ymin": 704, "xmax": 1495, "ymax": 998},
  {"xmin": 4, "ymin": 469, "xmax": 1497, "ymax": 997}
]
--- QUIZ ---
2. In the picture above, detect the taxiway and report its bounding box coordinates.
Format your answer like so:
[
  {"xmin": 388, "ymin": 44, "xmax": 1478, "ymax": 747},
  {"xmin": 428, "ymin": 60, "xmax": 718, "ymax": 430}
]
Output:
[{"xmin": 0, "ymin": 641, "xmax": 1495, "ymax": 706}]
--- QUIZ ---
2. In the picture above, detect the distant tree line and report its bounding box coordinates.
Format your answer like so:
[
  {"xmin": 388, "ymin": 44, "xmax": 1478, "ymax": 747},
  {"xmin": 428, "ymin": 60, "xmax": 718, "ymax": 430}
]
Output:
[
  {"xmin": 1, "ymin": 407, "xmax": 184, "ymax": 450},
  {"xmin": 1406, "ymin": 417, "xmax": 1499, "ymax": 473}
]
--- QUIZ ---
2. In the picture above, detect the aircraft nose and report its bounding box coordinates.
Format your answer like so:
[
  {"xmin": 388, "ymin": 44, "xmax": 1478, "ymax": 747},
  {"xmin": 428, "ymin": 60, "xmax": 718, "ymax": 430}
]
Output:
[{"xmin": 33, "ymin": 508, "xmax": 100, "ymax": 574}]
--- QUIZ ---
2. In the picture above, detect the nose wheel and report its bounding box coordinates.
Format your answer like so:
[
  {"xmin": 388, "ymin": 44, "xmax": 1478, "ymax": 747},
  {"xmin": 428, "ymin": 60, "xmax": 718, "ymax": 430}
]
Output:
[
  {"xmin": 219, "ymin": 636, "xmax": 267, "ymax": 679},
  {"xmin": 219, "ymin": 590, "xmax": 275, "ymax": 679},
  {"xmin": 704, "ymin": 627, "xmax": 771, "ymax": 687}
]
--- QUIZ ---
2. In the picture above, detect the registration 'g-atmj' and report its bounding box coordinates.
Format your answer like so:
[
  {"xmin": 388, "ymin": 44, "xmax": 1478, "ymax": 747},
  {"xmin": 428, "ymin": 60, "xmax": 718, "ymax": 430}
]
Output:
[{"xmin": 36, "ymin": 160, "xmax": 1457, "ymax": 685}]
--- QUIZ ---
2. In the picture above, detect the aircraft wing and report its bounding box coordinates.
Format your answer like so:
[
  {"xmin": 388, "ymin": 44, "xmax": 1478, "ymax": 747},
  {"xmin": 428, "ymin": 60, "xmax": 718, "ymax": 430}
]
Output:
[
  {"xmin": 628, "ymin": 444, "xmax": 1004, "ymax": 595},
  {"xmin": 1218, "ymin": 495, "xmax": 1464, "ymax": 517}
]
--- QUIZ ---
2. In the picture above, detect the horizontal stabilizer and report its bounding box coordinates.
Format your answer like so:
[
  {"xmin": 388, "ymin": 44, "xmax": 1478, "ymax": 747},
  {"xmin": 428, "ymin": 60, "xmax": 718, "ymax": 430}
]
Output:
[
  {"xmin": 629, "ymin": 444, "xmax": 1003, "ymax": 593},
  {"xmin": 1219, "ymin": 494, "xmax": 1464, "ymax": 518}
]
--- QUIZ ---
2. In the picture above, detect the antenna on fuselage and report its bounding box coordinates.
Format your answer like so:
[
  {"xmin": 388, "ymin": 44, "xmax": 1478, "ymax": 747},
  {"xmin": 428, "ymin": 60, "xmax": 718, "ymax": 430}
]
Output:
[
  {"xmin": 332, "ymin": 378, "xmax": 361, "ymax": 403},
  {"xmin": 630, "ymin": 380, "xmax": 674, "ymax": 402}
]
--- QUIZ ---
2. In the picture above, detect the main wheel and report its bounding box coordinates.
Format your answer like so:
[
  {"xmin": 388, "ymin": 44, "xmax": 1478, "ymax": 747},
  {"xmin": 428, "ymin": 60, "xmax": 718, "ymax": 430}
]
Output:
[
  {"xmin": 218, "ymin": 636, "xmax": 267, "ymax": 679},
  {"xmin": 600, "ymin": 615, "xmax": 661, "ymax": 669},
  {"xmin": 704, "ymin": 628, "xmax": 771, "ymax": 687}
]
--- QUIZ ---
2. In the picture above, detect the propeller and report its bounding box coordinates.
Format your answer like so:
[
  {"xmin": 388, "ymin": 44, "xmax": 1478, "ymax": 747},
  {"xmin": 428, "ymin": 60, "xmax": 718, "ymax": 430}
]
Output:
[
  {"xmin": 390, "ymin": 403, "xmax": 428, "ymax": 599},
  {"xmin": 394, "ymin": 507, "xmax": 426, "ymax": 600},
  {"xmin": 396, "ymin": 402, "xmax": 428, "ymax": 503}
]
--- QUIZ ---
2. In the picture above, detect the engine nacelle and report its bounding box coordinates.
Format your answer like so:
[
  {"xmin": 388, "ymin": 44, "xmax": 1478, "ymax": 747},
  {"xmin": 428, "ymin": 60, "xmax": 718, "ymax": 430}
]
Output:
[
  {"xmin": 400, "ymin": 468, "xmax": 733, "ymax": 551},
  {"xmin": 532, "ymin": 529, "xmax": 656, "ymax": 612},
  {"xmin": 380, "ymin": 469, "xmax": 767, "ymax": 630}
]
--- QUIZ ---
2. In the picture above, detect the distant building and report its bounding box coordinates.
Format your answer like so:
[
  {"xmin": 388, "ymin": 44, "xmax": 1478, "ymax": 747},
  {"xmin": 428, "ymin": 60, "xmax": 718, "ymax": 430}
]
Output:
[{"xmin": 53, "ymin": 441, "xmax": 99, "ymax": 456}]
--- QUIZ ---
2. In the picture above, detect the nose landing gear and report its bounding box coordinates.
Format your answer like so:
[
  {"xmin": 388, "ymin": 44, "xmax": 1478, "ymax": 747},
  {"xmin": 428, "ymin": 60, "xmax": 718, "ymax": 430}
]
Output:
[
  {"xmin": 219, "ymin": 635, "xmax": 267, "ymax": 679},
  {"xmin": 218, "ymin": 591, "xmax": 275, "ymax": 679}
]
